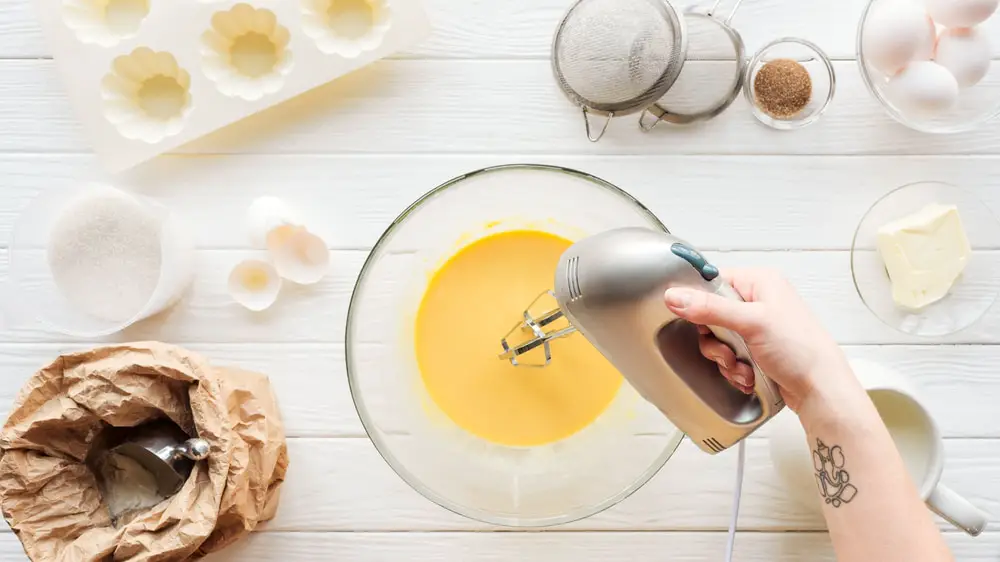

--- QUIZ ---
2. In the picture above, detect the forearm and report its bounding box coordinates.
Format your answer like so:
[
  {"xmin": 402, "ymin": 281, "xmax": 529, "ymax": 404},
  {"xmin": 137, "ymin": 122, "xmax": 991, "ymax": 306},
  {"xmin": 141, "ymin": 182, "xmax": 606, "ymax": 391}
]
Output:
[{"xmin": 798, "ymin": 375, "xmax": 952, "ymax": 562}]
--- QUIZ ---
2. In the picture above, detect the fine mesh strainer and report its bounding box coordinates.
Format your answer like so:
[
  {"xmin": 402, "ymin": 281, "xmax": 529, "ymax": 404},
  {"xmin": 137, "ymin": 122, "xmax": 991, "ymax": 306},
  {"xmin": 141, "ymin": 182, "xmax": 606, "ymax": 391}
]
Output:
[
  {"xmin": 552, "ymin": 0, "xmax": 688, "ymax": 141},
  {"xmin": 639, "ymin": 0, "xmax": 748, "ymax": 129}
]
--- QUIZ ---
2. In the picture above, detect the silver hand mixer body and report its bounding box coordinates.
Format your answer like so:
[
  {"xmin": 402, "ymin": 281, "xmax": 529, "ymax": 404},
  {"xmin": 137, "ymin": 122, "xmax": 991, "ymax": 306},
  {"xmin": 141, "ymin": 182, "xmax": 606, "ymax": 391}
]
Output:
[{"xmin": 518, "ymin": 228, "xmax": 785, "ymax": 454}]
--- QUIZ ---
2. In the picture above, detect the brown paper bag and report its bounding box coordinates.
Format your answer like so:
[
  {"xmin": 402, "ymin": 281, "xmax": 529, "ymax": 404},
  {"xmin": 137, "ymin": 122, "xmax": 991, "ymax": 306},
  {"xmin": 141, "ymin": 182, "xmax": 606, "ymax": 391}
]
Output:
[{"xmin": 0, "ymin": 343, "xmax": 289, "ymax": 561}]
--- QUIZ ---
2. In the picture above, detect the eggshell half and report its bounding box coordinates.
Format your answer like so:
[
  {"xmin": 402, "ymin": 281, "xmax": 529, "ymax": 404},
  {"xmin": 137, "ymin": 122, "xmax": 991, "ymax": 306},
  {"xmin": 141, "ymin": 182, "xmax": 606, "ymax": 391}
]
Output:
[
  {"xmin": 269, "ymin": 227, "xmax": 331, "ymax": 285},
  {"xmin": 229, "ymin": 259, "xmax": 282, "ymax": 311}
]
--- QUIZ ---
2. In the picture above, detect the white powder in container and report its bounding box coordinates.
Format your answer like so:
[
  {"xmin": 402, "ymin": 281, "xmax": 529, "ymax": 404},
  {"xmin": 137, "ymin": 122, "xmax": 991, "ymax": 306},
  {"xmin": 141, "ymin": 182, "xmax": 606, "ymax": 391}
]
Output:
[
  {"xmin": 47, "ymin": 189, "xmax": 163, "ymax": 323},
  {"xmin": 96, "ymin": 451, "xmax": 167, "ymax": 525}
]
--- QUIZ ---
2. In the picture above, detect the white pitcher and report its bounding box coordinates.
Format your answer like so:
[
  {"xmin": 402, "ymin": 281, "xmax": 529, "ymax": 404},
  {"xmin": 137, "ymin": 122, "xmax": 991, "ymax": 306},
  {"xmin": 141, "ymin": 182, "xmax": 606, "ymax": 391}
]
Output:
[{"xmin": 768, "ymin": 358, "xmax": 989, "ymax": 536}]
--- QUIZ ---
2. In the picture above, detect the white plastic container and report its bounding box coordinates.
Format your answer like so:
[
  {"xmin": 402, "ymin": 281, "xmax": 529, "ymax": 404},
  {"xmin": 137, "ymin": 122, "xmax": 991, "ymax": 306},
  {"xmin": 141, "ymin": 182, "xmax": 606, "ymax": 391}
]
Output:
[
  {"xmin": 35, "ymin": 0, "xmax": 430, "ymax": 171},
  {"xmin": 6, "ymin": 184, "xmax": 194, "ymax": 337}
]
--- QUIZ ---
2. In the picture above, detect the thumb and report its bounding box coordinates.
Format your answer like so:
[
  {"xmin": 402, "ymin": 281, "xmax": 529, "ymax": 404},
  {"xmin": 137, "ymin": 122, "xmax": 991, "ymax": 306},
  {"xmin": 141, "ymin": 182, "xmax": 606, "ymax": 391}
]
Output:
[{"xmin": 664, "ymin": 287, "xmax": 765, "ymax": 335}]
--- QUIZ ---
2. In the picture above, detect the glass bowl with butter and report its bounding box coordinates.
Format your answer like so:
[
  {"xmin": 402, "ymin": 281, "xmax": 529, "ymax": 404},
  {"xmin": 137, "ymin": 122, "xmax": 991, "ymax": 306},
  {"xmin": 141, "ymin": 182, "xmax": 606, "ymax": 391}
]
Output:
[{"xmin": 851, "ymin": 181, "xmax": 1000, "ymax": 337}]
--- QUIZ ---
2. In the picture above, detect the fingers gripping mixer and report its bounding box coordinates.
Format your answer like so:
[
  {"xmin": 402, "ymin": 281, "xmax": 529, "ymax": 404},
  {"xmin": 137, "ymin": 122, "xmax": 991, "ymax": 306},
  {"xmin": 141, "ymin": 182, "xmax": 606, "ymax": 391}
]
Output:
[{"xmin": 499, "ymin": 228, "xmax": 785, "ymax": 454}]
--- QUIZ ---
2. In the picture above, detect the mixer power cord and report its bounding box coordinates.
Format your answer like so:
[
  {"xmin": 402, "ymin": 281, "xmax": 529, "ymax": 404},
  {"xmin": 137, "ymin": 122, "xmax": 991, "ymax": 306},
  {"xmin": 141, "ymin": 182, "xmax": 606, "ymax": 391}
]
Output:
[{"xmin": 725, "ymin": 440, "xmax": 747, "ymax": 562}]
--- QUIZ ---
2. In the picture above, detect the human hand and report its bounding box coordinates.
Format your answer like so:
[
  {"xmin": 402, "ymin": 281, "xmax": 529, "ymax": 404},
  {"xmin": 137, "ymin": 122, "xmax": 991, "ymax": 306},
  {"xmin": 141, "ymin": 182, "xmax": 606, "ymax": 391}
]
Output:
[{"xmin": 663, "ymin": 269, "xmax": 855, "ymax": 413}]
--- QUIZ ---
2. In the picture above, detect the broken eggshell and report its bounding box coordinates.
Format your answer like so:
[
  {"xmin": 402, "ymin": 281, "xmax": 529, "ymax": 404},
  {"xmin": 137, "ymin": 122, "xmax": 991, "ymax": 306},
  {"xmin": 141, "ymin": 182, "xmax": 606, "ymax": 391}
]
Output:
[
  {"xmin": 228, "ymin": 259, "xmax": 283, "ymax": 311},
  {"xmin": 269, "ymin": 227, "xmax": 331, "ymax": 285}
]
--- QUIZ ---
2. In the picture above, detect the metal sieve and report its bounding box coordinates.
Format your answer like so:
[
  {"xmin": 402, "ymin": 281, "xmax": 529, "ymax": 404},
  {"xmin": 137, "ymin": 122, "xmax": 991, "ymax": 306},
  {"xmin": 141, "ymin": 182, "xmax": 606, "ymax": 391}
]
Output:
[
  {"xmin": 552, "ymin": 0, "xmax": 689, "ymax": 141},
  {"xmin": 640, "ymin": 0, "xmax": 748, "ymax": 129}
]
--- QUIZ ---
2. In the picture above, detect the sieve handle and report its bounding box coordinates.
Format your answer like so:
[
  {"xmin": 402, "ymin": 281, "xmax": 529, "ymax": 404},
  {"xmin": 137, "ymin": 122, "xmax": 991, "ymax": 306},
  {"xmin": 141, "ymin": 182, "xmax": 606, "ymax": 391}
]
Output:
[
  {"xmin": 639, "ymin": 106, "xmax": 669, "ymax": 131},
  {"xmin": 639, "ymin": 104, "xmax": 698, "ymax": 130},
  {"xmin": 707, "ymin": 0, "xmax": 746, "ymax": 25},
  {"xmin": 582, "ymin": 108, "xmax": 613, "ymax": 142}
]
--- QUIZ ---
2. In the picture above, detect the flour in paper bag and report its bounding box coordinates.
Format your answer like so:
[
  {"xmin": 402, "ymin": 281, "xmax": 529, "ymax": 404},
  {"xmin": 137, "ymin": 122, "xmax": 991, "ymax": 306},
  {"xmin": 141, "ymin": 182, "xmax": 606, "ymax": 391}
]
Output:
[{"xmin": 95, "ymin": 450, "xmax": 166, "ymax": 525}]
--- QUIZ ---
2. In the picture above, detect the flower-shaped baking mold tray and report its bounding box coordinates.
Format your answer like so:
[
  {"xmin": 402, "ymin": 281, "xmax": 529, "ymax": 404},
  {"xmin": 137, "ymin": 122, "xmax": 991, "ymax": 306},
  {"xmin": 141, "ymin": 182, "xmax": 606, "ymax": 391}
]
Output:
[{"xmin": 38, "ymin": 0, "xmax": 429, "ymax": 171}]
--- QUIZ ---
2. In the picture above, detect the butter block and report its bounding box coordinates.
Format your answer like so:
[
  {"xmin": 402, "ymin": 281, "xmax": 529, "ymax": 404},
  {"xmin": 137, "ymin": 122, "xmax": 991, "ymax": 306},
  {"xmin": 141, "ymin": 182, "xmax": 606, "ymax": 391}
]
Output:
[{"xmin": 876, "ymin": 203, "xmax": 971, "ymax": 311}]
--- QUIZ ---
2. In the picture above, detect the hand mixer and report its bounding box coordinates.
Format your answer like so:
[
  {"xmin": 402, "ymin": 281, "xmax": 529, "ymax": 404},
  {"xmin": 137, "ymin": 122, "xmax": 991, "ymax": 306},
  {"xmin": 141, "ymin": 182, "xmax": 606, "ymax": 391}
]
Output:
[
  {"xmin": 499, "ymin": 227, "xmax": 785, "ymax": 454},
  {"xmin": 499, "ymin": 227, "xmax": 784, "ymax": 561}
]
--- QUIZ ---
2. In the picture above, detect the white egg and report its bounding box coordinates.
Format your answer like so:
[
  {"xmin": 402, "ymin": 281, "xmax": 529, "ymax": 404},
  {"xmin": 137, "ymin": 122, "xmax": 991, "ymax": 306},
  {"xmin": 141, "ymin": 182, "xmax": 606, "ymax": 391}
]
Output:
[
  {"xmin": 926, "ymin": 0, "xmax": 999, "ymax": 27},
  {"xmin": 935, "ymin": 27, "xmax": 991, "ymax": 87},
  {"xmin": 887, "ymin": 61, "xmax": 961, "ymax": 115},
  {"xmin": 864, "ymin": 2, "xmax": 937, "ymax": 75}
]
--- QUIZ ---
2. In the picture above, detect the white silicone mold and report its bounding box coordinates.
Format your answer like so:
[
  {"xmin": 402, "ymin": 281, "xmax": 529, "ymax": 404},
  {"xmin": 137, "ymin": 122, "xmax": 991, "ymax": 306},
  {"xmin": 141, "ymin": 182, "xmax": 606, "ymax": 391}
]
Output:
[{"xmin": 37, "ymin": 0, "xmax": 429, "ymax": 171}]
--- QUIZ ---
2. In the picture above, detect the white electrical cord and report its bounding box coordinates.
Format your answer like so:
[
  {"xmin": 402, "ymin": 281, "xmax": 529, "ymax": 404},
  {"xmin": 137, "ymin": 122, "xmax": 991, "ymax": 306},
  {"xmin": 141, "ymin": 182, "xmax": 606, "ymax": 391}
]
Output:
[{"xmin": 724, "ymin": 440, "xmax": 748, "ymax": 562}]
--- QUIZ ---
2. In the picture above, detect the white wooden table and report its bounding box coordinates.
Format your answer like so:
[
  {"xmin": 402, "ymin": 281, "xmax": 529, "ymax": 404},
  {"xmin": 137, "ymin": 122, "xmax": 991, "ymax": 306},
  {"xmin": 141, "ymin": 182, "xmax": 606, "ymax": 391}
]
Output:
[{"xmin": 2, "ymin": 0, "xmax": 1000, "ymax": 560}]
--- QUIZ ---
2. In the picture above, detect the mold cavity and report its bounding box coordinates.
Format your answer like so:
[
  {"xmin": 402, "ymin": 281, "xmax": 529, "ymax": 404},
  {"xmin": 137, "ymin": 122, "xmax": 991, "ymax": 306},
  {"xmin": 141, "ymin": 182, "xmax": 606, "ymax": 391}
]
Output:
[
  {"xmin": 326, "ymin": 0, "xmax": 376, "ymax": 39},
  {"xmin": 202, "ymin": 4, "xmax": 294, "ymax": 101},
  {"xmin": 102, "ymin": 48, "xmax": 193, "ymax": 144},
  {"xmin": 136, "ymin": 75, "xmax": 187, "ymax": 120},
  {"xmin": 63, "ymin": 0, "xmax": 151, "ymax": 47},
  {"xmin": 104, "ymin": 0, "xmax": 148, "ymax": 34},
  {"xmin": 302, "ymin": 0, "xmax": 392, "ymax": 57},
  {"xmin": 230, "ymin": 32, "xmax": 280, "ymax": 78}
]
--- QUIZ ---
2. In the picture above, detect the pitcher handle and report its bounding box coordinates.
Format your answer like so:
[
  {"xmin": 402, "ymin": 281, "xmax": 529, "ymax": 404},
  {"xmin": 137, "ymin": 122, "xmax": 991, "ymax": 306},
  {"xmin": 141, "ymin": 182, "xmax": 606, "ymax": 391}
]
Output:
[{"xmin": 927, "ymin": 483, "xmax": 989, "ymax": 536}]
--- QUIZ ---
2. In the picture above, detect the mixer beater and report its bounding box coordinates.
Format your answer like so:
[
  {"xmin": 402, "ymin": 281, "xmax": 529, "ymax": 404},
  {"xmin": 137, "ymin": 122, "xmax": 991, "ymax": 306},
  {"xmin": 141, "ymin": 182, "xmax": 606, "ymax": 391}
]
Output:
[{"xmin": 498, "ymin": 291, "xmax": 577, "ymax": 367}]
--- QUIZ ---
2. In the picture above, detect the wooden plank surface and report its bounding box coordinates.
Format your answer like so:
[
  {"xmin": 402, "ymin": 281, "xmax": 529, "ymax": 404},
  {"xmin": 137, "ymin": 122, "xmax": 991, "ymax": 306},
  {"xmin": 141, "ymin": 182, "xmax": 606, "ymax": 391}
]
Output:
[
  {"xmin": 2, "ymin": 0, "xmax": 1000, "ymax": 559},
  {"xmin": 0, "ymin": 530, "xmax": 998, "ymax": 562},
  {"xmin": 2, "ymin": 60, "xmax": 1000, "ymax": 155},
  {"xmin": 4, "ymin": 248, "xmax": 1000, "ymax": 345},
  {"xmin": 4, "ymin": 154, "xmax": 1000, "ymax": 251},
  {"xmin": 6, "ymin": 0, "xmax": 1000, "ymax": 62},
  {"xmin": 0, "ymin": 343, "xmax": 997, "ymax": 439},
  {"xmin": 0, "ymin": 438, "xmax": 995, "ymax": 533},
  {"xmin": 266, "ymin": 438, "xmax": 1000, "ymax": 532},
  {"xmin": 0, "ymin": 0, "xmax": 868, "ymax": 60}
]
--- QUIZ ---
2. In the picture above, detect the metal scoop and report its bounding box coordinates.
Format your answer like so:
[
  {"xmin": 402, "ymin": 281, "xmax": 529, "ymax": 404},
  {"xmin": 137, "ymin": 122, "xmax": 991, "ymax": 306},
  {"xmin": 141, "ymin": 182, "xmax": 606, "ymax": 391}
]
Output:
[{"xmin": 112, "ymin": 421, "xmax": 210, "ymax": 496}]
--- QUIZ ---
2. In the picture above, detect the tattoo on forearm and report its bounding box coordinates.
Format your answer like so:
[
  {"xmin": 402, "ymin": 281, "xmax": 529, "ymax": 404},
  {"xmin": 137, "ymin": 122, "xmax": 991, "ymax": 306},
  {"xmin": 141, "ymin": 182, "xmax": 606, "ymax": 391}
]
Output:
[{"xmin": 813, "ymin": 439, "xmax": 858, "ymax": 508}]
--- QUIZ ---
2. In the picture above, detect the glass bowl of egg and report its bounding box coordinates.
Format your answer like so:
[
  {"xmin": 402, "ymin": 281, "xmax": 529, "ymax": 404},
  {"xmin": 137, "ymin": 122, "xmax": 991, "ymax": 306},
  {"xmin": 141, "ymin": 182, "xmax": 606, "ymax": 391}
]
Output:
[
  {"xmin": 346, "ymin": 165, "xmax": 685, "ymax": 527},
  {"xmin": 851, "ymin": 181, "xmax": 1000, "ymax": 337},
  {"xmin": 858, "ymin": 0, "xmax": 1000, "ymax": 133}
]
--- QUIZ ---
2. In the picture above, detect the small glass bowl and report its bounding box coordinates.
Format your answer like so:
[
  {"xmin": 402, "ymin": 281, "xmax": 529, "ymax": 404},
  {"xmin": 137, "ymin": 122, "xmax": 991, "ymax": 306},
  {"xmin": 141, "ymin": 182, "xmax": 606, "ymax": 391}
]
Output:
[
  {"xmin": 857, "ymin": 0, "xmax": 1000, "ymax": 134},
  {"xmin": 851, "ymin": 182, "xmax": 1000, "ymax": 337},
  {"xmin": 744, "ymin": 37, "xmax": 836, "ymax": 130}
]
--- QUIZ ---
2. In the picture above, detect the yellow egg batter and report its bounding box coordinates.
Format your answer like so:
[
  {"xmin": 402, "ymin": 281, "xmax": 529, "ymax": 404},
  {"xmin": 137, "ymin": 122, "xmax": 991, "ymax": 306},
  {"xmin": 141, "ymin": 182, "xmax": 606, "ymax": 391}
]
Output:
[{"xmin": 415, "ymin": 230, "xmax": 623, "ymax": 447}]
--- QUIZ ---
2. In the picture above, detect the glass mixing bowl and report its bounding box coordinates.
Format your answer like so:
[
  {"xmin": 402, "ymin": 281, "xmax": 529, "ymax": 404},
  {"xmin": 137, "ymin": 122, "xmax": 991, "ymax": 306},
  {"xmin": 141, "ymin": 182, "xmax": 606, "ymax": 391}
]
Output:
[
  {"xmin": 857, "ymin": 0, "xmax": 1000, "ymax": 133},
  {"xmin": 346, "ymin": 164, "xmax": 685, "ymax": 527},
  {"xmin": 851, "ymin": 181, "xmax": 1000, "ymax": 337}
]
